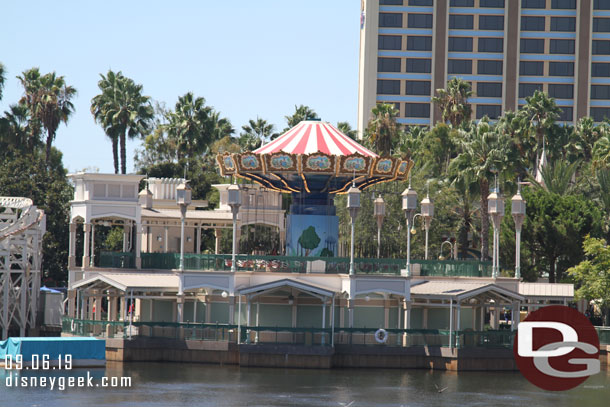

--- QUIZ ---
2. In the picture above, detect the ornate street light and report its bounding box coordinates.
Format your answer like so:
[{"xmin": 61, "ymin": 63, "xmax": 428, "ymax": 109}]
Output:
[
  {"xmin": 228, "ymin": 183, "xmax": 242, "ymax": 273},
  {"xmin": 347, "ymin": 182, "xmax": 361, "ymax": 275},
  {"xmin": 176, "ymin": 180, "xmax": 192, "ymax": 324},
  {"xmin": 373, "ymin": 194, "xmax": 385, "ymax": 259},
  {"xmin": 402, "ymin": 182, "xmax": 418, "ymax": 276},
  {"xmin": 421, "ymin": 193, "xmax": 434, "ymax": 260},
  {"xmin": 487, "ymin": 181, "xmax": 504, "ymax": 279},
  {"xmin": 511, "ymin": 183, "xmax": 526, "ymax": 280}
]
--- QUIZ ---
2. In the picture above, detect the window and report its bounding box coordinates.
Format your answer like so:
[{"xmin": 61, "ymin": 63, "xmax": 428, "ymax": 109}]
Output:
[
  {"xmin": 477, "ymin": 82, "xmax": 503, "ymax": 97},
  {"xmin": 380, "ymin": 13, "xmax": 403, "ymax": 28},
  {"xmin": 381, "ymin": 0, "xmax": 403, "ymax": 4},
  {"xmin": 93, "ymin": 184, "xmax": 106, "ymax": 198},
  {"xmin": 521, "ymin": 39, "xmax": 545, "ymax": 53},
  {"xmin": 478, "ymin": 38, "xmax": 503, "ymax": 52},
  {"xmin": 378, "ymin": 58, "xmax": 401, "ymax": 72},
  {"xmin": 408, "ymin": 0, "xmax": 432, "ymax": 5},
  {"xmin": 519, "ymin": 83, "xmax": 543, "ymax": 97},
  {"xmin": 549, "ymin": 62, "xmax": 574, "ymax": 76},
  {"xmin": 522, "ymin": 0, "xmax": 546, "ymax": 8},
  {"xmin": 476, "ymin": 105, "xmax": 502, "ymax": 119},
  {"xmin": 591, "ymin": 107, "xmax": 610, "ymax": 121},
  {"xmin": 449, "ymin": 15, "xmax": 474, "ymax": 29},
  {"xmin": 406, "ymin": 58, "xmax": 432, "ymax": 72},
  {"xmin": 451, "ymin": 0, "xmax": 474, "ymax": 5},
  {"xmin": 548, "ymin": 84, "xmax": 573, "ymax": 99},
  {"xmin": 408, "ymin": 14, "xmax": 433, "ymax": 28},
  {"xmin": 478, "ymin": 60, "xmax": 503, "ymax": 75},
  {"xmin": 521, "ymin": 16, "xmax": 545, "ymax": 31},
  {"xmin": 480, "ymin": 0, "xmax": 505, "ymax": 6},
  {"xmin": 551, "ymin": 17, "xmax": 576, "ymax": 31},
  {"xmin": 407, "ymin": 36, "xmax": 432, "ymax": 50},
  {"xmin": 591, "ymin": 85, "xmax": 610, "ymax": 99},
  {"xmin": 479, "ymin": 15, "xmax": 504, "ymax": 30},
  {"xmin": 406, "ymin": 81, "xmax": 431, "ymax": 95},
  {"xmin": 377, "ymin": 80, "xmax": 400, "ymax": 94},
  {"xmin": 379, "ymin": 35, "xmax": 402, "ymax": 50},
  {"xmin": 448, "ymin": 37, "xmax": 473, "ymax": 51},
  {"xmin": 593, "ymin": 40, "xmax": 610, "ymax": 55},
  {"xmin": 592, "ymin": 63, "xmax": 610, "ymax": 77},
  {"xmin": 558, "ymin": 107, "xmax": 573, "ymax": 121},
  {"xmin": 405, "ymin": 103, "xmax": 431, "ymax": 117},
  {"xmin": 551, "ymin": 0, "xmax": 576, "ymax": 8},
  {"xmin": 550, "ymin": 39, "xmax": 575, "ymax": 54},
  {"xmin": 108, "ymin": 184, "xmax": 121, "ymax": 198},
  {"xmin": 594, "ymin": 18, "xmax": 610, "ymax": 32},
  {"xmin": 520, "ymin": 61, "xmax": 544, "ymax": 75},
  {"xmin": 595, "ymin": 0, "xmax": 610, "ymax": 10},
  {"xmin": 448, "ymin": 59, "xmax": 473, "ymax": 74}
]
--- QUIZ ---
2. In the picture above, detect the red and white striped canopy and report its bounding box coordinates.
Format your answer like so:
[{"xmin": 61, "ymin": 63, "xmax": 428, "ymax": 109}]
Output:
[{"xmin": 253, "ymin": 121, "xmax": 378, "ymax": 157}]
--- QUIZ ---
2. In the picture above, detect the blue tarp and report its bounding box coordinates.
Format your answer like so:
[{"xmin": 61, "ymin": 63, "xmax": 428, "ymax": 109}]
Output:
[{"xmin": 0, "ymin": 337, "xmax": 105, "ymax": 361}]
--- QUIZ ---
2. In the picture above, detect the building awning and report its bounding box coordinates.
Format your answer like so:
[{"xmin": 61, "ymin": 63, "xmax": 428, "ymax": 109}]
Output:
[
  {"xmin": 410, "ymin": 281, "xmax": 524, "ymax": 303},
  {"xmin": 238, "ymin": 278, "xmax": 336, "ymax": 300},
  {"xmin": 72, "ymin": 272, "xmax": 179, "ymax": 292},
  {"xmin": 519, "ymin": 282, "xmax": 574, "ymax": 299}
]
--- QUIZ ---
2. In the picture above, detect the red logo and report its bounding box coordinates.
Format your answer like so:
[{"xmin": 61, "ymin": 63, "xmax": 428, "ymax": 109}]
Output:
[{"xmin": 514, "ymin": 305, "xmax": 600, "ymax": 391}]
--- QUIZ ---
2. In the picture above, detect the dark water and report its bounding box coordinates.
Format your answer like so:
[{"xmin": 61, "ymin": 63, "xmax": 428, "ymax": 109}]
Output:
[{"xmin": 1, "ymin": 362, "xmax": 609, "ymax": 407}]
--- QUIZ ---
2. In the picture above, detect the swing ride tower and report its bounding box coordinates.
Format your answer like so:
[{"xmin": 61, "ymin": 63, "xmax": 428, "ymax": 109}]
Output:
[{"xmin": 216, "ymin": 120, "xmax": 413, "ymax": 256}]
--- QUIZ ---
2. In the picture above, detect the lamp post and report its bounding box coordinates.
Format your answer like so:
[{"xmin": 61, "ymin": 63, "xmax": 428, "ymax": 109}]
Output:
[
  {"xmin": 421, "ymin": 194, "xmax": 434, "ymax": 260},
  {"xmin": 402, "ymin": 183, "xmax": 418, "ymax": 276},
  {"xmin": 511, "ymin": 184, "xmax": 526, "ymax": 280},
  {"xmin": 373, "ymin": 194, "xmax": 385, "ymax": 259},
  {"xmin": 228, "ymin": 183, "xmax": 242, "ymax": 273},
  {"xmin": 487, "ymin": 181, "xmax": 504, "ymax": 279},
  {"xmin": 176, "ymin": 180, "xmax": 191, "ymax": 324},
  {"xmin": 347, "ymin": 182, "xmax": 361, "ymax": 275}
]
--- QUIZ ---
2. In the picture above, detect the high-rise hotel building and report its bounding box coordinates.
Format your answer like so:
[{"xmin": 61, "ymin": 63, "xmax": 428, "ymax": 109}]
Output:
[{"xmin": 357, "ymin": 0, "xmax": 610, "ymax": 133}]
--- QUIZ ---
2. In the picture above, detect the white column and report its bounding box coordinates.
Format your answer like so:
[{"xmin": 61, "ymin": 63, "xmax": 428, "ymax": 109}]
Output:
[
  {"xmin": 196, "ymin": 226, "xmax": 201, "ymax": 254},
  {"xmin": 135, "ymin": 223, "xmax": 142, "ymax": 269},
  {"xmin": 164, "ymin": 226, "xmax": 169, "ymax": 253},
  {"xmin": 123, "ymin": 224, "xmax": 129, "ymax": 252},
  {"xmin": 82, "ymin": 223, "xmax": 91, "ymax": 268},
  {"xmin": 68, "ymin": 222, "xmax": 77, "ymax": 268},
  {"xmin": 90, "ymin": 224, "xmax": 96, "ymax": 267},
  {"xmin": 322, "ymin": 301, "xmax": 327, "ymax": 345},
  {"xmin": 214, "ymin": 228, "xmax": 221, "ymax": 255},
  {"xmin": 449, "ymin": 300, "xmax": 453, "ymax": 348}
]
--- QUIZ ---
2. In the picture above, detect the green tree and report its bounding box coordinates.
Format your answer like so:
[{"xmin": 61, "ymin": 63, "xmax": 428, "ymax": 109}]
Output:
[
  {"xmin": 165, "ymin": 92, "xmax": 214, "ymax": 160},
  {"xmin": 569, "ymin": 117, "xmax": 604, "ymax": 162},
  {"xmin": 0, "ymin": 62, "xmax": 5, "ymax": 101},
  {"xmin": 432, "ymin": 78, "xmax": 472, "ymax": 127},
  {"xmin": 337, "ymin": 121, "xmax": 357, "ymax": 140},
  {"xmin": 532, "ymin": 158, "xmax": 580, "ymax": 195},
  {"xmin": 0, "ymin": 104, "xmax": 34, "ymax": 151},
  {"xmin": 366, "ymin": 103, "xmax": 400, "ymax": 156},
  {"xmin": 298, "ymin": 226, "xmax": 321, "ymax": 256},
  {"xmin": 518, "ymin": 90, "xmax": 561, "ymax": 166},
  {"xmin": 91, "ymin": 70, "xmax": 153, "ymax": 174},
  {"xmin": 239, "ymin": 117, "xmax": 277, "ymax": 151},
  {"xmin": 284, "ymin": 105, "xmax": 318, "ymax": 131}
]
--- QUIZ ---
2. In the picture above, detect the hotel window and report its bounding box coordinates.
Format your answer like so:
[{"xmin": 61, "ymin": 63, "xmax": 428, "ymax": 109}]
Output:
[
  {"xmin": 378, "ymin": 58, "xmax": 401, "ymax": 73},
  {"xmin": 477, "ymin": 82, "xmax": 503, "ymax": 97},
  {"xmin": 592, "ymin": 63, "xmax": 610, "ymax": 77},
  {"xmin": 478, "ymin": 60, "xmax": 503, "ymax": 75},
  {"xmin": 521, "ymin": 39, "xmax": 545, "ymax": 53},
  {"xmin": 593, "ymin": 40, "xmax": 610, "ymax": 55},
  {"xmin": 548, "ymin": 84, "xmax": 573, "ymax": 99},
  {"xmin": 378, "ymin": 35, "xmax": 402, "ymax": 50},
  {"xmin": 595, "ymin": 0, "xmax": 610, "ymax": 9},
  {"xmin": 550, "ymin": 17, "xmax": 576, "ymax": 32},
  {"xmin": 380, "ymin": 13, "xmax": 403, "ymax": 28},
  {"xmin": 381, "ymin": 0, "xmax": 403, "ymax": 4},
  {"xmin": 407, "ymin": 36, "xmax": 432, "ymax": 50},
  {"xmin": 406, "ymin": 58, "xmax": 432, "ymax": 72},
  {"xmin": 519, "ymin": 83, "xmax": 543, "ymax": 97},
  {"xmin": 451, "ymin": 0, "xmax": 474, "ymax": 5},
  {"xmin": 520, "ymin": 61, "xmax": 544, "ymax": 75},
  {"xmin": 594, "ymin": 18, "xmax": 610, "ymax": 32},
  {"xmin": 558, "ymin": 107, "xmax": 573, "ymax": 122},
  {"xmin": 408, "ymin": 0, "xmax": 432, "ymax": 5},
  {"xmin": 591, "ymin": 107, "xmax": 610, "ymax": 122},
  {"xmin": 405, "ymin": 103, "xmax": 431, "ymax": 117},
  {"xmin": 550, "ymin": 39, "xmax": 575, "ymax": 54},
  {"xmin": 551, "ymin": 0, "xmax": 576, "ymax": 8},
  {"xmin": 478, "ymin": 38, "xmax": 503, "ymax": 52},
  {"xmin": 480, "ymin": 0, "xmax": 505, "ymax": 6},
  {"xmin": 377, "ymin": 80, "xmax": 400, "ymax": 95},
  {"xmin": 476, "ymin": 105, "xmax": 502, "ymax": 119},
  {"xmin": 479, "ymin": 15, "xmax": 504, "ymax": 30},
  {"xmin": 522, "ymin": 0, "xmax": 546, "ymax": 7},
  {"xmin": 521, "ymin": 16, "xmax": 545, "ymax": 31},
  {"xmin": 448, "ymin": 59, "xmax": 473, "ymax": 74},
  {"xmin": 448, "ymin": 37, "xmax": 473, "ymax": 52},
  {"xmin": 549, "ymin": 62, "xmax": 574, "ymax": 76},
  {"xmin": 408, "ymin": 14, "xmax": 433, "ymax": 28},
  {"xmin": 591, "ymin": 85, "xmax": 610, "ymax": 99},
  {"xmin": 449, "ymin": 15, "xmax": 474, "ymax": 29},
  {"xmin": 406, "ymin": 81, "xmax": 431, "ymax": 95}
]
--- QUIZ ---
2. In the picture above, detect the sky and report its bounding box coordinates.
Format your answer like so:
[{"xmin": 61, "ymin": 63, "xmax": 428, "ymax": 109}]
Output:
[{"xmin": 0, "ymin": 0, "xmax": 360, "ymax": 174}]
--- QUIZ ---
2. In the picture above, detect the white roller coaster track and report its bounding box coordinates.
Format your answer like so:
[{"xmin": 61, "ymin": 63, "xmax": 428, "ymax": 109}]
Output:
[{"xmin": 0, "ymin": 197, "xmax": 46, "ymax": 340}]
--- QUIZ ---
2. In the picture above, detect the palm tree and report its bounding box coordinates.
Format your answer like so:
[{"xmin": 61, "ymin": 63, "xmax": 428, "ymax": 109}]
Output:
[
  {"xmin": 284, "ymin": 105, "xmax": 319, "ymax": 131},
  {"xmin": 518, "ymin": 90, "xmax": 561, "ymax": 167},
  {"xmin": 432, "ymin": 78, "xmax": 472, "ymax": 127},
  {"xmin": 165, "ymin": 92, "xmax": 214, "ymax": 161},
  {"xmin": 0, "ymin": 62, "xmax": 5, "ymax": 101},
  {"xmin": 366, "ymin": 103, "xmax": 400, "ymax": 156},
  {"xmin": 569, "ymin": 117, "xmax": 605, "ymax": 161},
  {"xmin": 0, "ymin": 104, "xmax": 33, "ymax": 150},
  {"xmin": 91, "ymin": 70, "xmax": 153, "ymax": 174},
  {"xmin": 17, "ymin": 68, "xmax": 76, "ymax": 165},
  {"xmin": 337, "ymin": 122, "xmax": 357, "ymax": 140},
  {"xmin": 449, "ymin": 119, "xmax": 519, "ymax": 261},
  {"xmin": 211, "ymin": 112, "xmax": 235, "ymax": 141},
  {"xmin": 531, "ymin": 158, "xmax": 579, "ymax": 195},
  {"xmin": 239, "ymin": 117, "xmax": 277, "ymax": 151}
]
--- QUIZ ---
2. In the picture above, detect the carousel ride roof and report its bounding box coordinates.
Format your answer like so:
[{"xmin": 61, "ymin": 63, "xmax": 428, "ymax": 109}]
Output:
[{"xmin": 216, "ymin": 121, "xmax": 413, "ymax": 194}]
